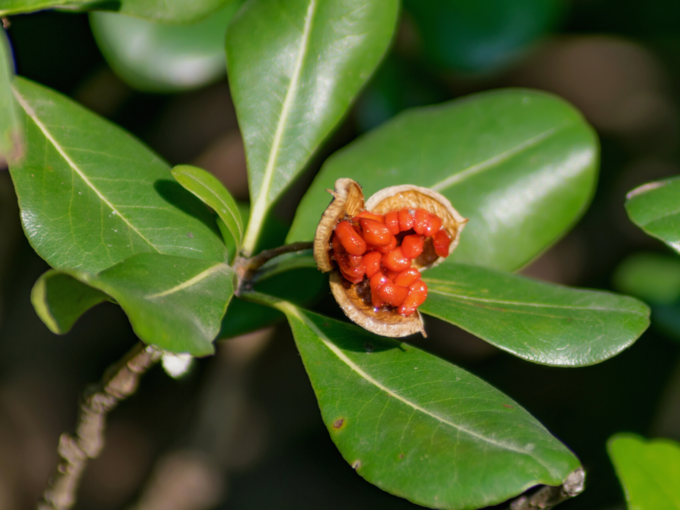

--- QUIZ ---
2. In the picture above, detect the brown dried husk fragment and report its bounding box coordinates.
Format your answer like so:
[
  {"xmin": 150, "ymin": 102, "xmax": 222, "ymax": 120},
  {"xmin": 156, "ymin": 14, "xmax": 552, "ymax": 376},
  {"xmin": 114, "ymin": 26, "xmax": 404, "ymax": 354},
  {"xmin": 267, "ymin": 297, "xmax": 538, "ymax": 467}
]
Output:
[{"xmin": 314, "ymin": 178, "xmax": 467, "ymax": 338}]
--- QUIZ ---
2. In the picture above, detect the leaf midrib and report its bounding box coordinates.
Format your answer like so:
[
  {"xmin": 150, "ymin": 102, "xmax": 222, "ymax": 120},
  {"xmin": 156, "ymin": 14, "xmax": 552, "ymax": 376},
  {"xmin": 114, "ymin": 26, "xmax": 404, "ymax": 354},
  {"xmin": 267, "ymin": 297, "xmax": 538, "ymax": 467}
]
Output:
[
  {"xmin": 242, "ymin": 0, "xmax": 317, "ymax": 254},
  {"xmin": 283, "ymin": 303, "xmax": 562, "ymax": 479},
  {"xmin": 146, "ymin": 263, "xmax": 227, "ymax": 299},
  {"xmin": 13, "ymin": 87, "xmax": 161, "ymax": 253}
]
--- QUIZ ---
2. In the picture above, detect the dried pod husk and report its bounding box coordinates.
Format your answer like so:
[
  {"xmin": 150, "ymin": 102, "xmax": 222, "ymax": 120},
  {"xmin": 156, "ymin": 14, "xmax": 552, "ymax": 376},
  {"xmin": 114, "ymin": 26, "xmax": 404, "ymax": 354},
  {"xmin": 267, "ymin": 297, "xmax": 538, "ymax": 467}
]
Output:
[{"xmin": 314, "ymin": 178, "xmax": 467, "ymax": 338}]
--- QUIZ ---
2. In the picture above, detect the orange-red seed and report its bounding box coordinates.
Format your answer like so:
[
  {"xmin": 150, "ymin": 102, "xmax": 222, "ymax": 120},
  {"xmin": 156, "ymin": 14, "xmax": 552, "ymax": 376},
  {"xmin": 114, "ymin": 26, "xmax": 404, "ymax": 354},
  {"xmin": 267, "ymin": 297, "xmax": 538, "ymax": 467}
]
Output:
[
  {"xmin": 335, "ymin": 221, "xmax": 366, "ymax": 255},
  {"xmin": 353, "ymin": 211, "xmax": 385, "ymax": 223},
  {"xmin": 433, "ymin": 229, "xmax": 452, "ymax": 258},
  {"xmin": 398, "ymin": 280, "xmax": 428, "ymax": 316},
  {"xmin": 360, "ymin": 219, "xmax": 394, "ymax": 247},
  {"xmin": 377, "ymin": 281, "xmax": 409, "ymax": 307},
  {"xmin": 427, "ymin": 214, "xmax": 443, "ymax": 235},
  {"xmin": 401, "ymin": 234, "xmax": 425, "ymax": 259},
  {"xmin": 413, "ymin": 209, "xmax": 431, "ymax": 236},
  {"xmin": 394, "ymin": 267, "xmax": 421, "ymax": 287},
  {"xmin": 382, "ymin": 247, "xmax": 411, "ymax": 272},
  {"xmin": 361, "ymin": 251, "xmax": 382, "ymax": 278},
  {"xmin": 398, "ymin": 208, "xmax": 414, "ymax": 231},
  {"xmin": 385, "ymin": 211, "xmax": 400, "ymax": 235},
  {"xmin": 367, "ymin": 235, "xmax": 397, "ymax": 254}
]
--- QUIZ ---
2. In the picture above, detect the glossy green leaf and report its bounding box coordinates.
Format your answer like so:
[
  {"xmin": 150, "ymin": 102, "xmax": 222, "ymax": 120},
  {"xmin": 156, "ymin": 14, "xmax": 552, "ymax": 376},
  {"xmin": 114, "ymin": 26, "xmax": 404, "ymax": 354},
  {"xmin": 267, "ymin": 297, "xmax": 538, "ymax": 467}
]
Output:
[
  {"xmin": 289, "ymin": 89, "xmax": 598, "ymax": 273},
  {"xmin": 226, "ymin": 0, "xmax": 399, "ymax": 255},
  {"xmin": 171, "ymin": 165, "xmax": 243, "ymax": 248},
  {"xmin": 404, "ymin": 0, "xmax": 564, "ymax": 73},
  {"xmin": 1, "ymin": 0, "xmax": 233, "ymax": 23},
  {"xmin": 0, "ymin": 28, "xmax": 22, "ymax": 164},
  {"xmin": 421, "ymin": 263, "xmax": 649, "ymax": 366},
  {"xmin": 90, "ymin": 1, "xmax": 242, "ymax": 93},
  {"xmin": 614, "ymin": 252, "xmax": 680, "ymax": 305},
  {"xmin": 33, "ymin": 254, "xmax": 235, "ymax": 355},
  {"xmin": 608, "ymin": 434, "xmax": 680, "ymax": 510},
  {"xmin": 9, "ymin": 77, "xmax": 226, "ymax": 273},
  {"xmin": 626, "ymin": 177, "xmax": 680, "ymax": 254},
  {"xmin": 31, "ymin": 270, "xmax": 109, "ymax": 334},
  {"xmin": 279, "ymin": 302, "xmax": 582, "ymax": 509}
]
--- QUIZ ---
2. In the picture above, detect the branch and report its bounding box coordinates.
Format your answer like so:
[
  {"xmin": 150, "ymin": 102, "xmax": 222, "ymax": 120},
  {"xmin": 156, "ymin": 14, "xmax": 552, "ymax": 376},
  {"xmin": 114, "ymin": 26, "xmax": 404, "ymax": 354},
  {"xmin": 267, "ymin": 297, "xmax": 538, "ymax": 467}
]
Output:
[
  {"xmin": 234, "ymin": 242, "xmax": 313, "ymax": 294},
  {"xmin": 38, "ymin": 342, "xmax": 162, "ymax": 510},
  {"xmin": 509, "ymin": 468, "xmax": 585, "ymax": 510}
]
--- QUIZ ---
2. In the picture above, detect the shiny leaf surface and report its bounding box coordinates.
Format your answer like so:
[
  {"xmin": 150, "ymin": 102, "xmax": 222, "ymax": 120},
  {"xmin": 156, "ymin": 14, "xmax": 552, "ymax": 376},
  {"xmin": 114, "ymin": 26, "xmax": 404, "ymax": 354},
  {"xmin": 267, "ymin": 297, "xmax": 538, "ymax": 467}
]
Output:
[
  {"xmin": 172, "ymin": 165, "xmax": 243, "ymax": 248},
  {"xmin": 90, "ymin": 2, "xmax": 242, "ymax": 93},
  {"xmin": 626, "ymin": 177, "xmax": 680, "ymax": 254},
  {"xmin": 280, "ymin": 303, "xmax": 582, "ymax": 509},
  {"xmin": 289, "ymin": 89, "xmax": 598, "ymax": 272},
  {"xmin": 421, "ymin": 263, "xmax": 649, "ymax": 366},
  {"xmin": 33, "ymin": 254, "xmax": 235, "ymax": 355},
  {"xmin": 226, "ymin": 0, "xmax": 399, "ymax": 255},
  {"xmin": 0, "ymin": 28, "xmax": 22, "ymax": 164},
  {"xmin": 9, "ymin": 78, "xmax": 226, "ymax": 273},
  {"xmin": 608, "ymin": 434, "xmax": 680, "ymax": 510}
]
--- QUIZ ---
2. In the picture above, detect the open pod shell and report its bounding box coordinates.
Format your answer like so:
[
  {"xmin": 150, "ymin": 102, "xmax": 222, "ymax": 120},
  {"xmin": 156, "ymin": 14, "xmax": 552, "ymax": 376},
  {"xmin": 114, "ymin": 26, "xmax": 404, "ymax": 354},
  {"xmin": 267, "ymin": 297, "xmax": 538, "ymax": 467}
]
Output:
[{"xmin": 314, "ymin": 178, "xmax": 467, "ymax": 338}]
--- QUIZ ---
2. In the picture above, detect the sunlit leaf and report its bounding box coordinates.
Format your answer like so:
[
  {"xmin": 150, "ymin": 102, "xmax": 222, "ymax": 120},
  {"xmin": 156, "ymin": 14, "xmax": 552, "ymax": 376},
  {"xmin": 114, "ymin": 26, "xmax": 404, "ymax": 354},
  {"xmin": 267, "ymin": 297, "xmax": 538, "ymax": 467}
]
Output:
[
  {"xmin": 9, "ymin": 77, "xmax": 226, "ymax": 273},
  {"xmin": 226, "ymin": 0, "xmax": 399, "ymax": 255},
  {"xmin": 172, "ymin": 165, "xmax": 243, "ymax": 248},
  {"xmin": 608, "ymin": 434, "xmax": 680, "ymax": 510},
  {"xmin": 280, "ymin": 302, "xmax": 582, "ymax": 509},
  {"xmin": 626, "ymin": 177, "xmax": 680, "ymax": 254},
  {"xmin": 420, "ymin": 263, "xmax": 649, "ymax": 366},
  {"xmin": 32, "ymin": 254, "xmax": 235, "ymax": 355},
  {"xmin": 289, "ymin": 89, "xmax": 598, "ymax": 273},
  {"xmin": 0, "ymin": 28, "xmax": 22, "ymax": 164},
  {"xmin": 90, "ymin": 1, "xmax": 243, "ymax": 93},
  {"xmin": 1, "ymin": 0, "xmax": 235, "ymax": 23}
]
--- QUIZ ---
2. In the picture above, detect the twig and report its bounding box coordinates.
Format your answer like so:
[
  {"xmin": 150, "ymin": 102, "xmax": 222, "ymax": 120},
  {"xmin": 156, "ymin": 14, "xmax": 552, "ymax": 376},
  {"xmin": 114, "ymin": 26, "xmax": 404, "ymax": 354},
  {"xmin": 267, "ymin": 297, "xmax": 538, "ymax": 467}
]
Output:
[
  {"xmin": 234, "ymin": 242, "xmax": 313, "ymax": 294},
  {"xmin": 38, "ymin": 342, "xmax": 162, "ymax": 510},
  {"xmin": 509, "ymin": 468, "xmax": 585, "ymax": 510}
]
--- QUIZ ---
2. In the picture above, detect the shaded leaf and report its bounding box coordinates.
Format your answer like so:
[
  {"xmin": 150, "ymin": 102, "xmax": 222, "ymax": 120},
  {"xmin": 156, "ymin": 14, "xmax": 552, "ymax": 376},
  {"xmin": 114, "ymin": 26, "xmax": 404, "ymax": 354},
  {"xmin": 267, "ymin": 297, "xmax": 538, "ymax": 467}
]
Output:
[
  {"xmin": 420, "ymin": 263, "xmax": 649, "ymax": 366},
  {"xmin": 1, "ymin": 0, "xmax": 234, "ymax": 23},
  {"xmin": 613, "ymin": 252, "xmax": 680, "ymax": 305},
  {"xmin": 90, "ymin": 1, "xmax": 242, "ymax": 93},
  {"xmin": 172, "ymin": 164, "xmax": 243, "ymax": 248},
  {"xmin": 626, "ymin": 177, "xmax": 680, "ymax": 254},
  {"xmin": 280, "ymin": 303, "xmax": 582, "ymax": 510},
  {"xmin": 33, "ymin": 254, "xmax": 235, "ymax": 355},
  {"xmin": 226, "ymin": 0, "xmax": 399, "ymax": 255},
  {"xmin": 288, "ymin": 89, "xmax": 598, "ymax": 273},
  {"xmin": 9, "ymin": 77, "xmax": 226, "ymax": 273},
  {"xmin": 0, "ymin": 28, "xmax": 23, "ymax": 164},
  {"xmin": 404, "ymin": 0, "xmax": 564, "ymax": 73},
  {"xmin": 608, "ymin": 434, "xmax": 680, "ymax": 510}
]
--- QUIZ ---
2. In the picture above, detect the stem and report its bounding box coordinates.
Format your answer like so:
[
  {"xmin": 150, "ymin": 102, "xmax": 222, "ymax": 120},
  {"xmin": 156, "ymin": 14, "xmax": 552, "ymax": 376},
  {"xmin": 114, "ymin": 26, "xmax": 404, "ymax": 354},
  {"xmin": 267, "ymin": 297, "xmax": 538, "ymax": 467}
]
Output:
[
  {"xmin": 508, "ymin": 468, "xmax": 585, "ymax": 510},
  {"xmin": 253, "ymin": 249, "xmax": 315, "ymax": 283},
  {"xmin": 234, "ymin": 242, "xmax": 313, "ymax": 294},
  {"xmin": 38, "ymin": 342, "xmax": 162, "ymax": 510}
]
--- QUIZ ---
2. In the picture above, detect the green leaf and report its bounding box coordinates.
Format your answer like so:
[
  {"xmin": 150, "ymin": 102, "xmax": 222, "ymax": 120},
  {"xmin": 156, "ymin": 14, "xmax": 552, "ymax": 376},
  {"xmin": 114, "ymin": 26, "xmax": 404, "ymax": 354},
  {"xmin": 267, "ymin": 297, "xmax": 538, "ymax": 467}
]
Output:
[
  {"xmin": 171, "ymin": 165, "xmax": 243, "ymax": 248},
  {"xmin": 626, "ymin": 177, "xmax": 680, "ymax": 254},
  {"xmin": 608, "ymin": 434, "xmax": 680, "ymax": 510},
  {"xmin": 226, "ymin": 0, "xmax": 399, "ymax": 255},
  {"xmin": 280, "ymin": 302, "xmax": 582, "ymax": 509},
  {"xmin": 1, "ymin": 0, "xmax": 235, "ymax": 23},
  {"xmin": 31, "ymin": 270, "xmax": 109, "ymax": 334},
  {"xmin": 33, "ymin": 254, "xmax": 235, "ymax": 355},
  {"xmin": 90, "ymin": 1, "xmax": 242, "ymax": 93},
  {"xmin": 404, "ymin": 0, "xmax": 564, "ymax": 73},
  {"xmin": 9, "ymin": 77, "xmax": 226, "ymax": 273},
  {"xmin": 0, "ymin": 28, "xmax": 23, "ymax": 164},
  {"xmin": 288, "ymin": 89, "xmax": 598, "ymax": 273},
  {"xmin": 613, "ymin": 252, "xmax": 680, "ymax": 305},
  {"xmin": 421, "ymin": 263, "xmax": 650, "ymax": 366}
]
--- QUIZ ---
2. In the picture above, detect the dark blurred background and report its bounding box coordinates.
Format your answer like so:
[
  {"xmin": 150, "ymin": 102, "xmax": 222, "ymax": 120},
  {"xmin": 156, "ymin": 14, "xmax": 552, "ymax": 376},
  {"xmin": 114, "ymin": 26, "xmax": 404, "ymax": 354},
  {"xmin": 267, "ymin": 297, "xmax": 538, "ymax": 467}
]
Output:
[{"xmin": 1, "ymin": 0, "xmax": 680, "ymax": 508}]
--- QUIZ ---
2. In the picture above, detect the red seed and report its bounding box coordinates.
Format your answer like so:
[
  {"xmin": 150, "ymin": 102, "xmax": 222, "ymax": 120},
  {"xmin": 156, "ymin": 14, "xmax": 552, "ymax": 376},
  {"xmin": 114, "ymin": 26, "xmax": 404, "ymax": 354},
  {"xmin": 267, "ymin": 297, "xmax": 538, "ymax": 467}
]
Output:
[
  {"xmin": 382, "ymin": 247, "xmax": 411, "ymax": 272},
  {"xmin": 385, "ymin": 211, "xmax": 400, "ymax": 235},
  {"xmin": 394, "ymin": 267, "xmax": 421, "ymax": 287},
  {"xmin": 428, "ymin": 214, "xmax": 443, "ymax": 235},
  {"xmin": 367, "ymin": 235, "xmax": 397, "ymax": 254},
  {"xmin": 370, "ymin": 272, "xmax": 389, "ymax": 292},
  {"xmin": 339, "ymin": 264, "xmax": 364, "ymax": 284},
  {"xmin": 413, "ymin": 209, "xmax": 431, "ymax": 236},
  {"xmin": 398, "ymin": 208, "xmax": 414, "ymax": 231},
  {"xmin": 353, "ymin": 211, "xmax": 385, "ymax": 223},
  {"xmin": 360, "ymin": 219, "xmax": 394, "ymax": 247},
  {"xmin": 348, "ymin": 253, "xmax": 363, "ymax": 267},
  {"xmin": 335, "ymin": 221, "xmax": 366, "ymax": 255},
  {"xmin": 401, "ymin": 234, "xmax": 425, "ymax": 259},
  {"xmin": 433, "ymin": 229, "xmax": 452, "ymax": 258},
  {"xmin": 333, "ymin": 235, "xmax": 365, "ymax": 283},
  {"xmin": 377, "ymin": 281, "xmax": 409, "ymax": 307},
  {"xmin": 361, "ymin": 251, "xmax": 382, "ymax": 278},
  {"xmin": 385, "ymin": 269, "xmax": 399, "ymax": 281},
  {"xmin": 398, "ymin": 280, "xmax": 428, "ymax": 316},
  {"xmin": 371, "ymin": 289, "xmax": 384, "ymax": 309}
]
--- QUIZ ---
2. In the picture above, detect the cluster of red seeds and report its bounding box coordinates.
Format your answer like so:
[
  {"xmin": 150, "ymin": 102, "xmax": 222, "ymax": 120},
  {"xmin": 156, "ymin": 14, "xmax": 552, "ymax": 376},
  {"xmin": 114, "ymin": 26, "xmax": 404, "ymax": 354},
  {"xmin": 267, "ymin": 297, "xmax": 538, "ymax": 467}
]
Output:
[{"xmin": 331, "ymin": 208, "xmax": 452, "ymax": 317}]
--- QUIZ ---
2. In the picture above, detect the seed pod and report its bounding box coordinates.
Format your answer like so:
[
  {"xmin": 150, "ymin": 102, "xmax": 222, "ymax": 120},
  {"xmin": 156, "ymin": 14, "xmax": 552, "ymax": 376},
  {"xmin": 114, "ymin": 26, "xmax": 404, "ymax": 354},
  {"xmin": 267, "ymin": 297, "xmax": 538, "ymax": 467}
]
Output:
[{"xmin": 314, "ymin": 178, "xmax": 467, "ymax": 338}]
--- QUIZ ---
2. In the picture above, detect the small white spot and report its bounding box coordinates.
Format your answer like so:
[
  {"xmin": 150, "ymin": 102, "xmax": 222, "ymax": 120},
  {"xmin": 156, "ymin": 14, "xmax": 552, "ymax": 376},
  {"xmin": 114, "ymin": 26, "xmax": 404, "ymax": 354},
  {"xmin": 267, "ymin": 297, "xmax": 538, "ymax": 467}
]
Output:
[{"xmin": 162, "ymin": 353, "xmax": 194, "ymax": 378}]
